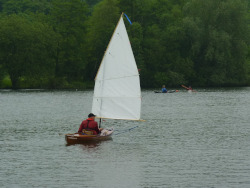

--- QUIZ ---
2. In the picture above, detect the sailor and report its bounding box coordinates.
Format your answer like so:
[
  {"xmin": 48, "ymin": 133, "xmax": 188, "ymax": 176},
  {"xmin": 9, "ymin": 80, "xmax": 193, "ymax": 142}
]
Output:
[
  {"xmin": 162, "ymin": 85, "xmax": 167, "ymax": 93},
  {"xmin": 78, "ymin": 113, "xmax": 103, "ymax": 135}
]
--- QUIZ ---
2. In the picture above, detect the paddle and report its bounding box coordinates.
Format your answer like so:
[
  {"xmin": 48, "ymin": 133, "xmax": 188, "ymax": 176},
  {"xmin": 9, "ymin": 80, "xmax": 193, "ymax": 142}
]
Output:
[{"xmin": 181, "ymin": 85, "xmax": 197, "ymax": 92}]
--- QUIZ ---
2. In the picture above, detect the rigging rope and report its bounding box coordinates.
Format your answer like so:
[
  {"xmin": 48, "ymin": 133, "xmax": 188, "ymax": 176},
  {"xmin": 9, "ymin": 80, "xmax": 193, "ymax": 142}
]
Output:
[{"xmin": 113, "ymin": 125, "xmax": 139, "ymax": 136}]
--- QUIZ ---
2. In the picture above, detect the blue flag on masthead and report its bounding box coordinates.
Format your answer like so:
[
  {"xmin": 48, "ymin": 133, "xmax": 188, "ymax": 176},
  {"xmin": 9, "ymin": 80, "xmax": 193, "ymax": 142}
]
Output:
[{"xmin": 124, "ymin": 13, "xmax": 132, "ymax": 25}]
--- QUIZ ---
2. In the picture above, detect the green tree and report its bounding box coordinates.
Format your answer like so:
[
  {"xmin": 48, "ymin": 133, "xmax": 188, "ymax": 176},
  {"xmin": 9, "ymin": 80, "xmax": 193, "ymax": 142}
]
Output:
[
  {"xmin": 2, "ymin": 0, "xmax": 51, "ymax": 14},
  {"xmin": 183, "ymin": 0, "xmax": 249, "ymax": 86},
  {"xmin": 50, "ymin": 0, "xmax": 89, "ymax": 82},
  {"xmin": 0, "ymin": 0, "xmax": 8, "ymax": 11},
  {"xmin": 0, "ymin": 14, "xmax": 57, "ymax": 88},
  {"xmin": 86, "ymin": 0, "xmax": 102, "ymax": 8},
  {"xmin": 137, "ymin": 0, "xmax": 188, "ymax": 87},
  {"xmin": 1, "ymin": 0, "xmax": 249, "ymax": 88}
]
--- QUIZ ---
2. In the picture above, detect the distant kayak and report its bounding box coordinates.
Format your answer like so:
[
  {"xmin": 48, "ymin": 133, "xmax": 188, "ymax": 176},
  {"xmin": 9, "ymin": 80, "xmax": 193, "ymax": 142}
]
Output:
[{"xmin": 154, "ymin": 90, "xmax": 178, "ymax": 93}]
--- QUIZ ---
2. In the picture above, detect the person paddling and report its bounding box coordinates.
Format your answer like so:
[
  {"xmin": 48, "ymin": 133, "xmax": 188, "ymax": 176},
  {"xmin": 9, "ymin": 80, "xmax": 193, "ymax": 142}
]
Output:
[
  {"xmin": 181, "ymin": 85, "xmax": 196, "ymax": 92},
  {"xmin": 78, "ymin": 113, "xmax": 103, "ymax": 135},
  {"xmin": 162, "ymin": 85, "xmax": 167, "ymax": 93}
]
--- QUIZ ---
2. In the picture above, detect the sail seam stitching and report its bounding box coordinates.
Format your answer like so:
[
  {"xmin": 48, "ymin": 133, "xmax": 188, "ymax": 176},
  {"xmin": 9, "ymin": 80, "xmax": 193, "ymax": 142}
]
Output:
[{"xmin": 96, "ymin": 74, "xmax": 140, "ymax": 81}]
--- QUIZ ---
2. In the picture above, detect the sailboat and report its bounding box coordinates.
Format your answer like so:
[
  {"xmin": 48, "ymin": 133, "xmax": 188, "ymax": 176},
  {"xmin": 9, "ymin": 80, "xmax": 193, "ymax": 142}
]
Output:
[{"xmin": 65, "ymin": 13, "xmax": 142, "ymax": 144}]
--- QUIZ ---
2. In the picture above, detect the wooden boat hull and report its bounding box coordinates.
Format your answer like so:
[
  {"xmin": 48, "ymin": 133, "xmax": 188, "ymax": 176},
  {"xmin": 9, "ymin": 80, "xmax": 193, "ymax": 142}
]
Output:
[{"xmin": 65, "ymin": 133, "xmax": 112, "ymax": 145}]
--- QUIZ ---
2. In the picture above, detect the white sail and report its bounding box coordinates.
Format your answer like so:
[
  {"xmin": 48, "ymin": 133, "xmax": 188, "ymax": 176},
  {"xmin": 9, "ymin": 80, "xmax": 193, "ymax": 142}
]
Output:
[{"xmin": 92, "ymin": 14, "xmax": 141, "ymax": 120}]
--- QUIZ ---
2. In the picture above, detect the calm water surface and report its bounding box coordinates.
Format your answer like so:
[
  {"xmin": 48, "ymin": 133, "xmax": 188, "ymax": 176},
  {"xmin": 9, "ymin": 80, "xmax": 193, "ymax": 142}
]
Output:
[{"xmin": 0, "ymin": 88, "xmax": 250, "ymax": 188}]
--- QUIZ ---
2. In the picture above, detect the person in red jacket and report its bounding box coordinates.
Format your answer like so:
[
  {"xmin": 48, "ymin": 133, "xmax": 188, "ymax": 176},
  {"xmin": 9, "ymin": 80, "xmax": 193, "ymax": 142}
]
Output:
[{"xmin": 78, "ymin": 113, "xmax": 103, "ymax": 135}]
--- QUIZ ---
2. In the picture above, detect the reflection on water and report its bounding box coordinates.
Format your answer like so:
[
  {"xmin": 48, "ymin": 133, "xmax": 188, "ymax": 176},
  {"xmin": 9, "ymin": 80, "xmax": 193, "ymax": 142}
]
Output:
[
  {"xmin": 66, "ymin": 139, "xmax": 113, "ymax": 149},
  {"xmin": 1, "ymin": 88, "xmax": 250, "ymax": 188},
  {"xmin": 79, "ymin": 142, "xmax": 101, "ymax": 149}
]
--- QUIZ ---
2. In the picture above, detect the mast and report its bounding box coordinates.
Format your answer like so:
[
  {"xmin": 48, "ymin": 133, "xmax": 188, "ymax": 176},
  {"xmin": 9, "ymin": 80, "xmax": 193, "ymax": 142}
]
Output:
[{"xmin": 99, "ymin": 118, "xmax": 102, "ymax": 128}]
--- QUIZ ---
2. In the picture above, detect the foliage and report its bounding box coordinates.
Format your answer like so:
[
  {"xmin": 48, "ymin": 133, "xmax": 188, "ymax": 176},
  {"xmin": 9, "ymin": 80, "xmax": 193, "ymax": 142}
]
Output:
[
  {"xmin": 183, "ymin": 0, "xmax": 250, "ymax": 86},
  {"xmin": 50, "ymin": 0, "xmax": 89, "ymax": 82},
  {"xmin": 0, "ymin": 0, "xmax": 249, "ymax": 89},
  {"xmin": 0, "ymin": 14, "xmax": 57, "ymax": 88},
  {"xmin": 0, "ymin": 75, "xmax": 11, "ymax": 88},
  {"xmin": 2, "ymin": 0, "xmax": 51, "ymax": 14}
]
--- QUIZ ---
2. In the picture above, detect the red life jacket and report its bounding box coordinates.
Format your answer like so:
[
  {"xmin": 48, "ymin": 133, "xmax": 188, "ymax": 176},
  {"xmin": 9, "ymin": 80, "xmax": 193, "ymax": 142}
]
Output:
[{"xmin": 78, "ymin": 118, "xmax": 100, "ymax": 135}]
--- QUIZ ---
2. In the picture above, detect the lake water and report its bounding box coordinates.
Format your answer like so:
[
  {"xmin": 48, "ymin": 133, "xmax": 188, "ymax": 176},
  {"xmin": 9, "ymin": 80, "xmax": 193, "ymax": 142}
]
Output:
[{"xmin": 0, "ymin": 88, "xmax": 250, "ymax": 188}]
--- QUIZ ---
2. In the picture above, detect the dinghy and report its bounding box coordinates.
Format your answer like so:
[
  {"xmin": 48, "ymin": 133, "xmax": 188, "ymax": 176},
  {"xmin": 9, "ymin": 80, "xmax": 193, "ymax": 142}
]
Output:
[
  {"xmin": 65, "ymin": 13, "xmax": 142, "ymax": 144},
  {"xmin": 65, "ymin": 129, "xmax": 113, "ymax": 145}
]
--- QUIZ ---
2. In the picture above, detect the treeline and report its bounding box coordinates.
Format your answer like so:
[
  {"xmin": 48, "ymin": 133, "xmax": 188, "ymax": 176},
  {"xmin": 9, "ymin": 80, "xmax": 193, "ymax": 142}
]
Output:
[{"xmin": 0, "ymin": 0, "xmax": 249, "ymax": 89}]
